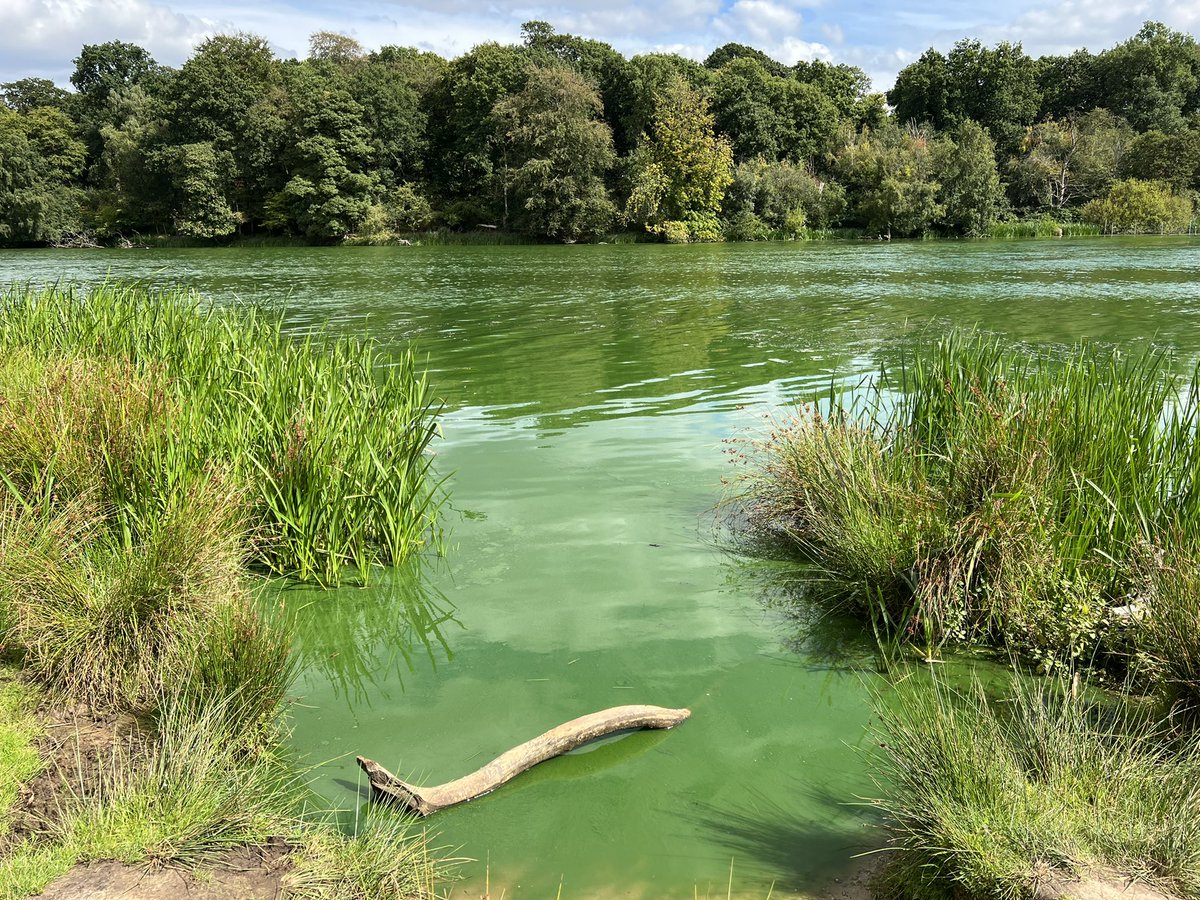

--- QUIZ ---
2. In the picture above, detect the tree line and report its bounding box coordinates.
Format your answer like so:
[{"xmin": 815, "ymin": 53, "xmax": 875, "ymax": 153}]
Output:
[{"xmin": 2, "ymin": 20, "xmax": 1199, "ymax": 246}]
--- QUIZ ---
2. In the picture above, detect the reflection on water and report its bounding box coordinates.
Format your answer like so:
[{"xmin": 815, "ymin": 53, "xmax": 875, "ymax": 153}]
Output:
[
  {"xmin": 275, "ymin": 558, "xmax": 458, "ymax": 704},
  {"xmin": 3, "ymin": 237, "xmax": 1199, "ymax": 897}
]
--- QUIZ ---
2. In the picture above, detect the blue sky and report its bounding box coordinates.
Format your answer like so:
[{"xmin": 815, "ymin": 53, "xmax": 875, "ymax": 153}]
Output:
[{"xmin": 3, "ymin": 0, "xmax": 1198, "ymax": 90}]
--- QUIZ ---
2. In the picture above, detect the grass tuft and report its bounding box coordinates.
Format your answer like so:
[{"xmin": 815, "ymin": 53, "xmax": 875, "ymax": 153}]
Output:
[
  {"xmin": 734, "ymin": 336, "xmax": 1200, "ymax": 671},
  {"xmin": 872, "ymin": 673, "xmax": 1200, "ymax": 899}
]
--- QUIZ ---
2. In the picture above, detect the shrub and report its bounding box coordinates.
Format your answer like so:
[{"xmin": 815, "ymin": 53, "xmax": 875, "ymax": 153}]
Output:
[{"xmin": 1081, "ymin": 178, "xmax": 1195, "ymax": 234}]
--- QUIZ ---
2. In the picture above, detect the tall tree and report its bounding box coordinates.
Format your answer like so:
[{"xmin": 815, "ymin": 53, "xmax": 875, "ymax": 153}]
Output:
[
  {"xmin": 268, "ymin": 65, "xmax": 378, "ymax": 239},
  {"xmin": 165, "ymin": 33, "xmax": 287, "ymax": 224},
  {"xmin": 934, "ymin": 120, "xmax": 1004, "ymax": 235},
  {"xmin": 493, "ymin": 64, "xmax": 617, "ymax": 239},
  {"xmin": 625, "ymin": 77, "xmax": 733, "ymax": 242}
]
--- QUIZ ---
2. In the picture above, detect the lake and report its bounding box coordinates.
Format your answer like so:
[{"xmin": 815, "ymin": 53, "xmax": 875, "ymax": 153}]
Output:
[{"xmin": 2, "ymin": 236, "xmax": 1198, "ymax": 897}]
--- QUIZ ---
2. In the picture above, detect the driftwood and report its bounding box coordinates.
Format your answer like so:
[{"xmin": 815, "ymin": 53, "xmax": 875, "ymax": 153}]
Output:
[{"xmin": 357, "ymin": 704, "xmax": 691, "ymax": 815}]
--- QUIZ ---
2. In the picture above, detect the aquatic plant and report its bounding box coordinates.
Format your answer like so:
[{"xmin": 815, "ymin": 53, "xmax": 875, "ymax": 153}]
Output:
[
  {"xmin": 872, "ymin": 673, "xmax": 1200, "ymax": 899},
  {"xmin": 0, "ymin": 281, "xmax": 442, "ymax": 584},
  {"xmin": 734, "ymin": 336, "xmax": 1200, "ymax": 669}
]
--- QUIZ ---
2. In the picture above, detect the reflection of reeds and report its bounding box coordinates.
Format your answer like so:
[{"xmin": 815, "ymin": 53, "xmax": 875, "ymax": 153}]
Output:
[{"xmin": 279, "ymin": 558, "xmax": 458, "ymax": 703}]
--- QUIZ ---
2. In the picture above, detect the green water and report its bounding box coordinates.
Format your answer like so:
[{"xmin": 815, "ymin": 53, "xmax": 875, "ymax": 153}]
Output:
[{"xmin": 3, "ymin": 237, "xmax": 1199, "ymax": 897}]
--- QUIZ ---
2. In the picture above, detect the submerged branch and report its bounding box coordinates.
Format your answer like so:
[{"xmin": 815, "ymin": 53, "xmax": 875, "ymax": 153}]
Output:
[{"xmin": 357, "ymin": 704, "xmax": 691, "ymax": 815}]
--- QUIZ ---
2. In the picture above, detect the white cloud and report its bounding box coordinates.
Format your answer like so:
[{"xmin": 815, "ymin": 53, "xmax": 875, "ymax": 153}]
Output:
[
  {"xmin": 0, "ymin": 0, "xmax": 221, "ymax": 82},
  {"xmin": 976, "ymin": 0, "xmax": 1200, "ymax": 56}
]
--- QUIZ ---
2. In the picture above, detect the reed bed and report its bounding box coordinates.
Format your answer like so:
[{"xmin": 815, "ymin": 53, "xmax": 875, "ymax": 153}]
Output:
[
  {"xmin": 0, "ymin": 281, "xmax": 442, "ymax": 584},
  {"xmin": 735, "ymin": 336, "xmax": 1200, "ymax": 670},
  {"xmin": 987, "ymin": 219, "xmax": 1102, "ymax": 238}
]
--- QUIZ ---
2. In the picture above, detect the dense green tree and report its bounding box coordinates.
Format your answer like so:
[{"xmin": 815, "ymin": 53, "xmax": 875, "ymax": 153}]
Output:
[
  {"xmin": 793, "ymin": 60, "xmax": 881, "ymax": 127},
  {"xmin": 1037, "ymin": 50, "xmax": 1102, "ymax": 120},
  {"xmin": 933, "ymin": 120, "xmax": 1004, "ymax": 235},
  {"xmin": 1081, "ymin": 178, "xmax": 1194, "ymax": 232},
  {"xmin": 891, "ymin": 40, "xmax": 1040, "ymax": 153},
  {"xmin": 704, "ymin": 43, "xmax": 790, "ymax": 78},
  {"xmin": 889, "ymin": 49, "xmax": 952, "ymax": 129},
  {"xmin": 0, "ymin": 106, "xmax": 86, "ymax": 243},
  {"xmin": 619, "ymin": 54, "xmax": 713, "ymax": 156},
  {"xmin": 493, "ymin": 65, "xmax": 617, "ymax": 239},
  {"xmin": 1, "ymin": 78, "xmax": 71, "ymax": 113},
  {"xmin": 268, "ymin": 66, "xmax": 378, "ymax": 239},
  {"xmin": 946, "ymin": 39, "xmax": 1042, "ymax": 153},
  {"xmin": 1094, "ymin": 22, "xmax": 1200, "ymax": 133},
  {"xmin": 710, "ymin": 59, "xmax": 839, "ymax": 164},
  {"xmin": 424, "ymin": 42, "xmax": 531, "ymax": 214},
  {"xmin": 165, "ymin": 33, "xmax": 287, "ymax": 223},
  {"xmin": 1122, "ymin": 129, "xmax": 1200, "ymax": 192},
  {"xmin": 710, "ymin": 58, "xmax": 784, "ymax": 161},
  {"xmin": 625, "ymin": 77, "xmax": 733, "ymax": 241},
  {"xmin": 833, "ymin": 124, "xmax": 943, "ymax": 237},
  {"xmin": 724, "ymin": 158, "xmax": 845, "ymax": 237},
  {"xmin": 1007, "ymin": 110, "xmax": 1131, "ymax": 210},
  {"xmin": 168, "ymin": 142, "xmax": 238, "ymax": 237},
  {"xmin": 70, "ymin": 41, "xmax": 160, "ymax": 111},
  {"xmin": 520, "ymin": 21, "xmax": 635, "ymax": 151}
]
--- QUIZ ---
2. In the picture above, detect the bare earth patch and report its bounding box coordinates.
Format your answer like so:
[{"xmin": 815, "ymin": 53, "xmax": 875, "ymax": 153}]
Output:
[
  {"xmin": 5, "ymin": 700, "xmax": 145, "ymax": 850},
  {"xmin": 1033, "ymin": 867, "xmax": 1183, "ymax": 900},
  {"xmin": 39, "ymin": 838, "xmax": 291, "ymax": 900}
]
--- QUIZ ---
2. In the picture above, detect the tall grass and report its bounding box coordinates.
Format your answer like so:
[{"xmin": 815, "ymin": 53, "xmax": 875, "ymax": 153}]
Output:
[
  {"xmin": 0, "ymin": 281, "xmax": 442, "ymax": 584},
  {"xmin": 987, "ymin": 218, "xmax": 1102, "ymax": 238},
  {"xmin": 735, "ymin": 336, "xmax": 1200, "ymax": 669},
  {"xmin": 872, "ymin": 673, "xmax": 1200, "ymax": 899}
]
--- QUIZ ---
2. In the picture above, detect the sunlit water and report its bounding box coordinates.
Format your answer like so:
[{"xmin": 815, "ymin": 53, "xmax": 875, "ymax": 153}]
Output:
[{"xmin": 3, "ymin": 237, "xmax": 1199, "ymax": 897}]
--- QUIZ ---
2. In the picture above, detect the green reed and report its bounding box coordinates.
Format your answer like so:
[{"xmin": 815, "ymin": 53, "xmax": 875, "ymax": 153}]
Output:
[
  {"xmin": 0, "ymin": 281, "xmax": 443, "ymax": 585},
  {"xmin": 736, "ymin": 335, "xmax": 1200, "ymax": 669}
]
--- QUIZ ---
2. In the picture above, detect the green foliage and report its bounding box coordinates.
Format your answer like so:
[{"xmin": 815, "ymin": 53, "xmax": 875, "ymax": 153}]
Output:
[
  {"xmin": 735, "ymin": 337, "xmax": 1200, "ymax": 669},
  {"xmin": 1123, "ymin": 129, "xmax": 1200, "ymax": 192},
  {"xmin": 168, "ymin": 142, "xmax": 238, "ymax": 238},
  {"xmin": 874, "ymin": 674, "xmax": 1200, "ymax": 899},
  {"xmin": 1095, "ymin": 22, "xmax": 1200, "ymax": 133},
  {"xmin": 709, "ymin": 58, "xmax": 840, "ymax": 164},
  {"xmin": 724, "ymin": 158, "xmax": 844, "ymax": 238},
  {"xmin": 0, "ymin": 283, "xmax": 442, "ymax": 585},
  {"xmin": 1008, "ymin": 110, "xmax": 1132, "ymax": 211},
  {"xmin": 166, "ymin": 33, "xmax": 286, "ymax": 222},
  {"xmin": 271, "ymin": 66, "xmax": 378, "ymax": 239},
  {"xmin": 1, "ymin": 78, "xmax": 70, "ymax": 114},
  {"xmin": 625, "ymin": 77, "xmax": 733, "ymax": 242},
  {"xmin": 934, "ymin": 119, "xmax": 1004, "ymax": 235},
  {"xmin": 1081, "ymin": 178, "xmax": 1195, "ymax": 233},
  {"xmin": 0, "ymin": 106, "xmax": 85, "ymax": 244},
  {"xmin": 285, "ymin": 809, "xmax": 440, "ymax": 899},
  {"xmin": 833, "ymin": 123, "xmax": 942, "ymax": 237},
  {"xmin": 494, "ymin": 64, "xmax": 617, "ymax": 240},
  {"xmin": 890, "ymin": 39, "xmax": 1041, "ymax": 153}
]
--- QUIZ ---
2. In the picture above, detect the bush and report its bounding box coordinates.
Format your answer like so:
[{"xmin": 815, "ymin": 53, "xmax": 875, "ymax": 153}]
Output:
[{"xmin": 1082, "ymin": 178, "xmax": 1195, "ymax": 234}]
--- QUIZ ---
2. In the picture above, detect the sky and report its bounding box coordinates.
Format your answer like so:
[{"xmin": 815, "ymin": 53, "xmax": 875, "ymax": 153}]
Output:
[{"xmin": 3, "ymin": 0, "xmax": 1199, "ymax": 91}]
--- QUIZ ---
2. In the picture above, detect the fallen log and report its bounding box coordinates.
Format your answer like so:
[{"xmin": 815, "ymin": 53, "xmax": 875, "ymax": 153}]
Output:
[{"xmin": 357, "ymin": 704, "xmax": 691, "ymax": 815}]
